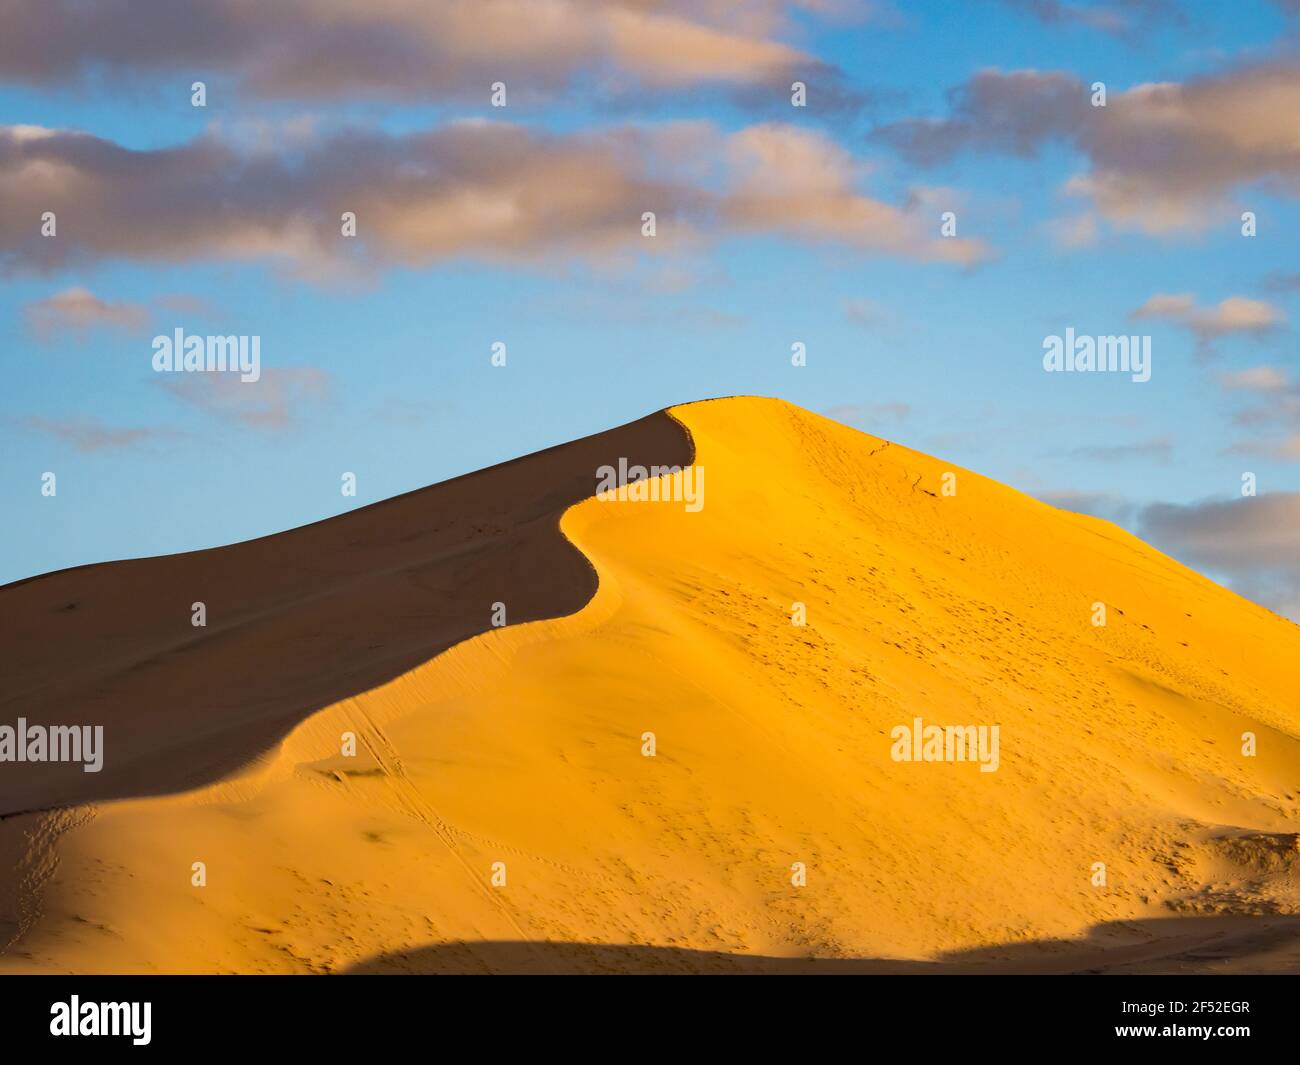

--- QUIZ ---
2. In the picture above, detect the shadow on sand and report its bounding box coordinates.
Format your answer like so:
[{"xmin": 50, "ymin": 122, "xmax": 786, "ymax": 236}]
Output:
[{"xmin": 345, "ymin": 914, "xmax": 1300, "ymax": 974}]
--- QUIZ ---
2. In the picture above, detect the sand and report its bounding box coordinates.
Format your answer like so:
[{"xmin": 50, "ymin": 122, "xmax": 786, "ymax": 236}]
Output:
[{"xmin": 1, "ymin": 396, "xmax": 1297, "ymax": 973}]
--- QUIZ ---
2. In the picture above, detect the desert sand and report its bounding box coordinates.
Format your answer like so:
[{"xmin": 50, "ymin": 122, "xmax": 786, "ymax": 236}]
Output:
[{"xmin": 1, "ymin": 396, "xmax": 1297, "ymax": 974}]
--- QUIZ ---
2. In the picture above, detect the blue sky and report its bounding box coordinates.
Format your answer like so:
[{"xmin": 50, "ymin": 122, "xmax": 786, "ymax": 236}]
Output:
[{"xmin": 2, "ymin": 0, "xmax": 1298, "ymax": 615}]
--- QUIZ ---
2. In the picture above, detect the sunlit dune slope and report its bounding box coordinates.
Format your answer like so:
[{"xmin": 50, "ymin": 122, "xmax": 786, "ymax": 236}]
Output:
[{"xmin": 3, "ymin": 396, "xmax": 1298, "ymax": 974}]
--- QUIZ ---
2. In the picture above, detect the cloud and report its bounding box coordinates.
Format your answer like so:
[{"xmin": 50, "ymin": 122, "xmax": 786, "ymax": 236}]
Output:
[
  {"xmin": 1003, "ymin": 0, "xmax": 1184, "ymax": 37},
  {"xmin": 874, "ymin": 62, "xmax": 1300, "ymax": 234},
  {"xmin": 1264, "ymin": 271, "xmax": 1300, "ymax": 293},
  {"xmin": 374, "ymin": 396, "xmax": 454, "ymax": 429},
  {"xmin": 1131, "ymin": 292, "xmax": 1284, "ymax": 347},
  {"xmin": 843, "ymin": 296, "xmax": 887, "ymax": 326},
  {"xmin": 159, "ymin": 368, "xmax": 332, "ymax": 431},
  {"xmin": 23, "ymin": 286, "xmax": 149, "ymax": 341},
  {"xmin": 1044, "ymin": 211, "xmax": 1100, "ymax": 248},
  {"xmin": 722, "ymin": 124, "xmax": 986, "ymax": 264},
  {"xmin": 1137, "ymin": 494, "xmax": 1300, "ymax": 621},
  {"xmin": 1069, "ymin": 435, "xmax": 1173, "ymax": 463},
  {"xmin": 0, "ymin": 121, "xmax": 985, "ymax": 278},
  {"xmin": 23, "ymin": 286, "xmax": 222, "ymax": 342},
  {"xmin": 17, "ymin": 415, "xmax": 176, "ymax": 453},
  {"xmin": 1039, "ymin": 489, "xmax": 1137, "ymax": 525},
  {"xmin": 0, "ymin": 122, "xmax": 693, "ymax": 277},
  {"xmin": 154, "ymin": 293, "xmax": 219, "ymax": 318},
  {"xmin": 873, "ymin": 68, "xmax": 1091, "ymax": 164},
  {"xmin": 1220, "ymin": 366, "xmax": 1290, "ymax": 392},
  {"xmin": 0, "ymin": 0, "xmax": 837, "ymax": 102},
  {"xmin": 1218, "ymin": 365, "xmax": 1300, "ymax": 459}
]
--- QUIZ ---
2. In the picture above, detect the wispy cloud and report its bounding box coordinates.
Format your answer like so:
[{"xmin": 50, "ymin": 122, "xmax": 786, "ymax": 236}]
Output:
[
  {"xmin": 159, "ymin": 367, "xmax": 332, "ymax": 432},
  {"xmin": 1264, "ymin": 271, "xmax": 1300, "ymax": 293},
  {"xmin": 842, "ymin": 296, "xmax": 888, "ymax": 327},
  {"xmin": 23, "ymin": 286, "xmax": 223, "ymax": 344},
  {"xmin": 1221, "ymin": 366, "xmax": 1290, "ymax": 392},
  {"xmin": 1069, "ymin": 435, "xmax": 1173, "ymax": 463},
  {"xmin": 1003, "ymin": 0, "xmax": 1184, "ymax": 38},
  {"xmin": 17, "ymin": 415, "xmax": 178, "ymax": 453},
  {"xmin": 24, "ymin": 286, "xmax": 148, "ymax": 341}
]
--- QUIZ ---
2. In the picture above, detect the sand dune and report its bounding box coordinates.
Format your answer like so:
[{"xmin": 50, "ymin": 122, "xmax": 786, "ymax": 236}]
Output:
[
  {"xmin": 2, "ymin": 397, "xmax": 1297, "ymax": 973},
  {"xmin": 0, "ymin": 409, "xmax": 691, "ymax": 815}
]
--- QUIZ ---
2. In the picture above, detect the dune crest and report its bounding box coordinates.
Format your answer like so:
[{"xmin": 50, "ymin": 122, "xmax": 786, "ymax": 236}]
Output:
[{"xmin": 2, "ymin": 397, "xmax": 1298, "ymax": 974}]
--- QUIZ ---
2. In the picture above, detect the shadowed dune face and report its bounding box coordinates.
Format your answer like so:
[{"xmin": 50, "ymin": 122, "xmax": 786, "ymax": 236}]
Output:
[
  {"xmin": 1, "ymin": 396, "xmax": 1298, "ymax": 975},
  {"xmin": 0, "ymin": 410, "xmax": 694, "ymax": 814}
]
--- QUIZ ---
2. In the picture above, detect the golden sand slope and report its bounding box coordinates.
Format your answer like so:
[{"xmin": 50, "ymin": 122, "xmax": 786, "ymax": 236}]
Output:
[{"xmin": 3, "ymin": 397, "xmax": 1298, "ymax": 973}]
